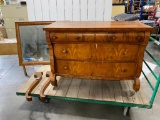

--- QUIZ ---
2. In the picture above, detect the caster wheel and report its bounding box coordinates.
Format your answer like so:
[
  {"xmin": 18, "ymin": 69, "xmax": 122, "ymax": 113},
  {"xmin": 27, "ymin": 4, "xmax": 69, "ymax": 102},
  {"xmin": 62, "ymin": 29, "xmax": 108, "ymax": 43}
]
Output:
[
  {"xmin": 38, "ymin": 97, "xmax": 51, "ymax": 103},
  {"xmin": 123, "ymin": 107, "xmax": 131, "ymax": 116}
]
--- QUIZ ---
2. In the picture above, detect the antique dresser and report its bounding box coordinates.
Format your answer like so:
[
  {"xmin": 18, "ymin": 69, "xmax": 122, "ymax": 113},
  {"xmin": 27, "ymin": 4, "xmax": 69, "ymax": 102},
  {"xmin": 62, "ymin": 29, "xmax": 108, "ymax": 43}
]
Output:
[{"xmin": 44, "ymin": 21, "xmax": 152, "ymax": 91}]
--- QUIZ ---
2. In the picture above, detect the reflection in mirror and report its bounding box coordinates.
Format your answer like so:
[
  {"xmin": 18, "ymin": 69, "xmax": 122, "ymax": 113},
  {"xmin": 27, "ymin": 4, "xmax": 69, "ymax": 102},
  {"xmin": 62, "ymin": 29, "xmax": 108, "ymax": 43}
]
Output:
[{"xmin": 19, "ymin": 25, "xmax": 49, "ymax": 62}]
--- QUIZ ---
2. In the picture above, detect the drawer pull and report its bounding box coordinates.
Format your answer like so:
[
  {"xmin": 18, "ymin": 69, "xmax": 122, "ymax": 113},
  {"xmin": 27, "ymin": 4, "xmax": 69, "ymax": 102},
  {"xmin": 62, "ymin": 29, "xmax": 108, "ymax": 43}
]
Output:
[
  {"xmin": 64, "ymin": 66, "xmax": 68, "ymax": 70},
  {"xmin": 53, "ymin": 36, "xmax": 58, "ymax": 39},
  {"xmin": 121, "ymin": 69, "xmax": 127, "ymax": 72},
  {"xmin": 137, "ymin": 36, "xmax": 143, "ymax": 42},
  {"xmin": 112, "ymin": 36, "xmax": 116, "ymax": 39},
  {"xmin": 62, "ymin": 49, "xmax": 67, "ymax": 54},
  {"xmin": 75, "ymin": 36, "xmax": 80, "ymax": 39}
]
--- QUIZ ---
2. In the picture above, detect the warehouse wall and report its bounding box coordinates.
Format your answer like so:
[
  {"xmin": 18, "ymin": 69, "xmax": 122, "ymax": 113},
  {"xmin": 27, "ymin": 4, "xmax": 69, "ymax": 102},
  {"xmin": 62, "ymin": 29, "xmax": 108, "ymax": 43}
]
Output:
[{"xmin": 26, "ymin": 0, "xmax": 112, "ymax": 21}]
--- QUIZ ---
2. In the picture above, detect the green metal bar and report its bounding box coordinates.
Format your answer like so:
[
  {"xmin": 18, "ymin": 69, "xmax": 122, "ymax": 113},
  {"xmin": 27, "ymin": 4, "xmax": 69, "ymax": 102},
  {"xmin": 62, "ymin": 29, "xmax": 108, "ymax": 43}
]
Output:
[
  {"xmin": 150, "ymin": 37, "xmax": 160, "ymax": 46},
  {"xmin": 16, "ymin": 92, "xmax": 150, "ymax": 108},
  {"xmin": 145, "ymin": 50, "xmax": 160, "ymax": 67},
  {"xmin": 149, "ymin": 75, "xmax": 160, "ymax": 105},
  {"xmin": 142, "ymin": 70, "xmax": 154, "ymax": 91},
  {"xmin": 143, "ymin": 60, "xmax": 158, "ymax": 80}
]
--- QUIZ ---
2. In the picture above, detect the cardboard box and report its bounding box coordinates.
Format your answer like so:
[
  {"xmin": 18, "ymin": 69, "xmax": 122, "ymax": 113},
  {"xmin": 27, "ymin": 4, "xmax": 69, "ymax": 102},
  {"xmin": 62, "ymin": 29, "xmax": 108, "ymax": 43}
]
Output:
[
  {"xmin": 4, "ymin": 17, "xmax": 28, "ymax": 28},
  {"xmin": 0, "ymin": 26, "xmax": 8, "ymax": 38},
  {"xmin": 0, "ymin": 38, "xmax": 17, "ymax": 55}
]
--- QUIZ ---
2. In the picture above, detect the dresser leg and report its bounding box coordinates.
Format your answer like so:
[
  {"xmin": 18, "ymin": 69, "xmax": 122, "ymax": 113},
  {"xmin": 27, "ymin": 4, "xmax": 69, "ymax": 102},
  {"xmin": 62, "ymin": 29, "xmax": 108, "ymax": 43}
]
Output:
[
  {"xmin": 46, "ymin": 71, "xmax": 57, "ymax": 86},
  {"xmin": 133, "ymin": 78, "xmax": 140, "ymax": 91},
  {"xmin": 40, "ymin": 78, "xmax": 50, "ymax": 101}
]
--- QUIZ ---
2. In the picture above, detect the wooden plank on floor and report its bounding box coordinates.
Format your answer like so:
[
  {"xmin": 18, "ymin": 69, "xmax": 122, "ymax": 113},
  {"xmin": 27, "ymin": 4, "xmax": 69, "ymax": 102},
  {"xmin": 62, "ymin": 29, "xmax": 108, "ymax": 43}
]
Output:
[
  {"xmin": 55, "ymin": 78, "xmax": 72, "ymax": 97},
  {"xmin": 89, "ymin": 80, "xmax": 102, "ymax": 101},
  {"xmin": 112, "ymin": 81, "xmax": 123, "ymax": 102},
  {"xmin": 127, "ymin": 80, "xmax": 143, "ymax": 105},
  {"xmin": 102, "ymin": 81, "xmax": 115, "ymax": 101},
  {"xmin": 66, "ymin": 78, "xmax": 81, "ymax": 98},
  {"xmin": 47, "ymin": 76, "xmax": 63, "ymax": 96},
  {"xmin": 17, "ymin": 65, "xmax": 49, "ymax": 93},
  {"xmin": 78, "ymin": 79, "xmax": 91, "ymax": 99},
  {"xmin": 120, "ymin": 80, "xmax": 134, "ymax": 103},
  {"xmin": 139, "ymin": 88, "xmax": 150, "ymax": 105}
]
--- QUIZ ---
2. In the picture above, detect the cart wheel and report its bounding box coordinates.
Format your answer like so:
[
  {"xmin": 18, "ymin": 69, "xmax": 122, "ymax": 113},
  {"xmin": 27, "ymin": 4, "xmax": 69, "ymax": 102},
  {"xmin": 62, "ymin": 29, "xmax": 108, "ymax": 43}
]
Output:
[
  {"xmin": 38, "ymin": 97, "xmax": 51, "ymax": 103},
  {"xmin": 123, "ymin": 107, "xmax": 131, "ymax": 116}
]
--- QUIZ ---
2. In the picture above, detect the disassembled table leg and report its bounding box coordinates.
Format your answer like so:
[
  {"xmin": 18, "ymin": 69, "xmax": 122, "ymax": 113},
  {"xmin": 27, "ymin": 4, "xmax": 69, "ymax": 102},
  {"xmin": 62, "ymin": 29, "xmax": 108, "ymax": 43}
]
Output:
[
  {"xmin": 133, "ymin": 78, "xmax": 140, "ymax": 91},
  {"xmin": 25, "ymin": 72, "xmax": 43, "ymax": 101},
  {"xmin": 40, "ymin": 71, "xmax": 56, "ymax": 101}
]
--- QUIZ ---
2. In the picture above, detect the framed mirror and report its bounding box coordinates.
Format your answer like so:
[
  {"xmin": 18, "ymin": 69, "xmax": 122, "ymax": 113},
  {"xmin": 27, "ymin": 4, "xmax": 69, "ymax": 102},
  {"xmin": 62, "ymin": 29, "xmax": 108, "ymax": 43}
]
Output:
[{"xmin": 15, "ymin": 22, "xmax": 53, "ymax": 75}]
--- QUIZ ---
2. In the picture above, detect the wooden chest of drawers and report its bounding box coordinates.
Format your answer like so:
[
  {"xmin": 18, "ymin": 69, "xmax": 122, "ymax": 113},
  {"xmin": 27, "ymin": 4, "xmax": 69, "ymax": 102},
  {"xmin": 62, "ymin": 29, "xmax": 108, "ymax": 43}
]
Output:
[{"xmin": 44, "ymin": 21, "xmax": 152, "ymax": 91}]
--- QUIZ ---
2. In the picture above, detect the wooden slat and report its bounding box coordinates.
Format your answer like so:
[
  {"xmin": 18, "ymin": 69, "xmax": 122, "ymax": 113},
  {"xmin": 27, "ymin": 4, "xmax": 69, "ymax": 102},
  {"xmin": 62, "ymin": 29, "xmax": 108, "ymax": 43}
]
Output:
[
  {"xmin": 66, "ymin": 78, "xmax": 81, "ymax": 98},
  {"xmin": 78, "ymin": 79, "xmax": 91, "ymax": 99},
  {"xmin": 49, "ymin": 0, "xmax": 58, "ymax": 21},
  {"xmin": 26, "ymin": 0, "xmax": 35, "ymax": 21},
  {"xmin": 34, "ymin": 0, "xmax": 43, "ymax": 21},
  {"xmin": 127, "ymin": 80, "xmax": 143, "ymax": 104},
  {"xmin": 88, "ymin": 0, "xmax": 96, "ymax": 21},
  {"xmin": 112, "ymin": 81, "xmax": 123, "ymax": 102},
  {"xmin": 57, "ymin": 0, "xmax": 65, "ymax": 20},
  {"xmin": 104, "ymin": 0, "xmax": 112, "ymax": 21},
  {"xmin": 139, "ymin": 87, "xmax": 150, "ymax": 105},
  {"xmin": 44, "ymin": 83, "xmax": 52, "ymax": 95},
  {"xmin": 41, "ymin": 0, "xmax": 50, "ymax": 21},
  {"xmin": 120, "ymin": 80, "xmax": 134, "ymax": 103},
  {"xmin": 55, "ymin": 78, "xmax": 72, "ymax": 97},
  {"xmin": 73, "ymin": 0, "xmax": 80, "ymax": 21},
  {"xmin": 95, "ymin": 0, "xmax": 104, "ymax": 21},
  {"xmin": 65, "ymin": 0, "xmax": 72, "ymax": 21},
  {"xmin": 17, "ymin": 65, "xmax": 48, "ymax": 93},
  {"xmin": 80, "ymin": 0, "xmax": 87, "ymax": 21},
  {"xmin": 102, "ymin": 81, "xmax": 115, "ymax": 101},
  {"xmin": 47, "ymin": 76, "xmax": 63, "ymax": 96},
  {"xmin": 89, "ymin": 80, "xmax": 102, "ymax": 100}
]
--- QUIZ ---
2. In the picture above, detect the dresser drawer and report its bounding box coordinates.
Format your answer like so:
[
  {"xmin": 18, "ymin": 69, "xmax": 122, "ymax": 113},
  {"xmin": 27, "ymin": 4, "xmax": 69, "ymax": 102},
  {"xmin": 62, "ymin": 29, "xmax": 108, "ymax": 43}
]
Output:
[
  {"xmin": 54, "ymin": 43, "xmax": 139, "ymax": 61},
  {"xmin": 55, "ymin": 60, "xmax": 137, "ymax": 77},
  {"xmin": 50, "ymin": 32, "xmax": 82, "ymax": 42},
  {"xmin": 54, "ymin": 44, "xmax": 91, "ymax": 60}
]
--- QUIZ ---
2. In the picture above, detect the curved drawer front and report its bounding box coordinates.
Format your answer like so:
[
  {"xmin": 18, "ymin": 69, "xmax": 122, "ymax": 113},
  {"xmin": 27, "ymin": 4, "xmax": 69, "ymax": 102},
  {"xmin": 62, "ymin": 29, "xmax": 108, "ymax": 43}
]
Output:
[
  {"xmin": 54, "ymin": 43, "xmax": 139, "ymax": 61},
  {"xmin": 50, "ymin": 32, "xmax": 82, "ymax": 42},
  {"xmin": 55, "ymin": 60, "xmax": 137, "ymax": 77},
  {"xmin": 50, "ymin": 32, "xmax": 145, "ymax": 43},
  {"xmin": 54, "ymin": 44, "xmax": 92, "ymax": 60}
]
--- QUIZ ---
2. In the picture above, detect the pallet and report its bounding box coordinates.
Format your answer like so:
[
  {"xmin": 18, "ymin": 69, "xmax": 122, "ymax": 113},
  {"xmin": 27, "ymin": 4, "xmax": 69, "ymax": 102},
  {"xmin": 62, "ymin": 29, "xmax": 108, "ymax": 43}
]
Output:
[{"xmin": 16, "ymin": 65, "xmax": 150, "ymax": 108}]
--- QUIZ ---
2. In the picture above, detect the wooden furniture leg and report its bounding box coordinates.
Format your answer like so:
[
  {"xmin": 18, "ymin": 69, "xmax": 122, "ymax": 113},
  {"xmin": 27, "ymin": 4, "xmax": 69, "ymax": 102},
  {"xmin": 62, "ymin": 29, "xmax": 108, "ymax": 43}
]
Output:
[
  {"xmin": 40, "ymin": 71, "xmax": 56, "ymax": 101},
  {"xmin": 25, "ymin": 72, "xmax": 43, "ymax": 101},
  {"xmin": 22, "ymin": 65, "xmax": 27, "ymax": 76},
  {"xmin": 133, "ymin": 78, "xmax": 140, "ymax": 91}
]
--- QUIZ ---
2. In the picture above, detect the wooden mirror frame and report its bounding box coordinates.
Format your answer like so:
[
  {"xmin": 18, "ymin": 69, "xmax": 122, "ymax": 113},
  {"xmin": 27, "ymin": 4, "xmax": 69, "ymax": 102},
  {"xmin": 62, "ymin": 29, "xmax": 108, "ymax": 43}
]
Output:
[{"xmin": 15, "ymin": 21, "xmax": 53, "ymax": 75}]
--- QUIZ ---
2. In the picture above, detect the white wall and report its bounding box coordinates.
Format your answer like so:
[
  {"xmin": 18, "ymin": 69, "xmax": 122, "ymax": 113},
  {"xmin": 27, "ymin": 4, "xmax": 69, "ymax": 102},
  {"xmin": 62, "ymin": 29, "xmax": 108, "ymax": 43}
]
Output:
[{"xmin": 26, "ymin": 0, "xmax": 112, "ymax": 21}]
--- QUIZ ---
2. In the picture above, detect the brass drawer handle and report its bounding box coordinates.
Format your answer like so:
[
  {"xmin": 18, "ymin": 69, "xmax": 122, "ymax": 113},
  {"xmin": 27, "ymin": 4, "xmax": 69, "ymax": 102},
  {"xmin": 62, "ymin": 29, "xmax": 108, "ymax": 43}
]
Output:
[
  {"xmin": 137, "ymin": 36, "xmax": 144, "ymax": 42},
  {"xmin": 112, "ymin": 36, "xmax": 116, "ymax": 39},
  {"xmin": 121, "ymin": 69, "xmax": 127, "ymax": 72},
  {"xmin": 64, "ymin": 66, "xmax": 68, "ymax": 70},
  {"xmin": 75, "ymin": 36, "xmax": 80, "ymax": 39},
  {"xmin": 62, "ymin": 49, "xmax": 67, "ymax": 54},
  {"xmin": 52, "ymin": 36, "xmax": 58, "ymax": 39}
]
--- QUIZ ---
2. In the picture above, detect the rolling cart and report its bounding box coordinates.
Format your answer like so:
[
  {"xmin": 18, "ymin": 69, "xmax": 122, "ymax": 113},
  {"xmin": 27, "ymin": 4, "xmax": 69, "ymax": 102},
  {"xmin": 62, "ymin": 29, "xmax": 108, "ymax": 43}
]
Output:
[{"xmin": 16, "ymin": 46, "xmax": 160, "ymax": 116}]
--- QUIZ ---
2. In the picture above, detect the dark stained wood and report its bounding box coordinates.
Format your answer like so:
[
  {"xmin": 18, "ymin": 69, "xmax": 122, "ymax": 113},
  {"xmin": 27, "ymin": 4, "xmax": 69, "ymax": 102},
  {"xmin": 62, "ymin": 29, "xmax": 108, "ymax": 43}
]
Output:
[{"xmin": 44, "ymin": 21, "xmax": 153, "ymax": 91}]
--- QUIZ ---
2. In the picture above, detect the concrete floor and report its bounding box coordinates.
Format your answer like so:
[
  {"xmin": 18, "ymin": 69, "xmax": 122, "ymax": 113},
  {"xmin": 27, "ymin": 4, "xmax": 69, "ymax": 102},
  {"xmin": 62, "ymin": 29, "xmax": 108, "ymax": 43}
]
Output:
[{"xmin": 0, "ymin": 41, "xmax": 160, "ymax": 120}]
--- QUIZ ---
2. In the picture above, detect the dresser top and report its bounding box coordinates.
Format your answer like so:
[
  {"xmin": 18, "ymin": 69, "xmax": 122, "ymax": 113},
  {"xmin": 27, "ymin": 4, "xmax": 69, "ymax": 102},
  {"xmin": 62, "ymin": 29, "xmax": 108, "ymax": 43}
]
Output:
[{"xmin": 43, "ymin": 21, "xmax": 152, "ymax": 31}]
